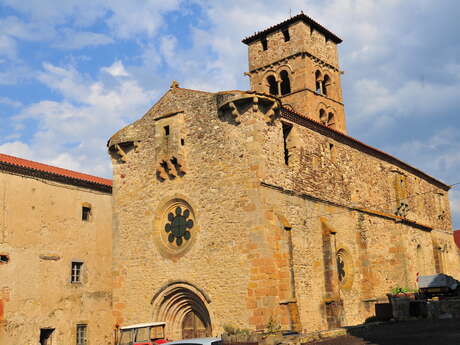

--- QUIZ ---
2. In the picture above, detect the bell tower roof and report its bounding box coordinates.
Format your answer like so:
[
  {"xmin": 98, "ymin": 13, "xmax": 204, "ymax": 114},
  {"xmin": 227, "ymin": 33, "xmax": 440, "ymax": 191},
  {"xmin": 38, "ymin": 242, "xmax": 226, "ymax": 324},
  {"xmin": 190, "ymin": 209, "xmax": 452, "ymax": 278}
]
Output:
[{"xmin": 242, "ymin": 12, "xmax": 342, "ymax": 45}]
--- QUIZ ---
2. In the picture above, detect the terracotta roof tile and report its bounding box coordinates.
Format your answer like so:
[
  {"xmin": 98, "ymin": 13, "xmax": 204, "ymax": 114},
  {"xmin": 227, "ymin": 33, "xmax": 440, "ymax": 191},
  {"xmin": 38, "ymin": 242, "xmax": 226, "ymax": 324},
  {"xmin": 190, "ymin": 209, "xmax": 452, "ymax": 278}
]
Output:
[
  {"xmin": 0, "ymin": 153, "xmax": 112, "ymax": 187},
  {"xmin": 242, "ymin": 12, "xmax": 342, "ymax": 45}
]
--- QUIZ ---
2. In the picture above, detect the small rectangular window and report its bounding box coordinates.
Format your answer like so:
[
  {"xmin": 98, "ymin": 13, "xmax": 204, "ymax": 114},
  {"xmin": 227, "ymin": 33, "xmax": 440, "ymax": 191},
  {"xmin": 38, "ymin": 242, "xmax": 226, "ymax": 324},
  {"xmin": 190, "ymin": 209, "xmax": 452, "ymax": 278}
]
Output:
[
  {"xmin": 261, "ymin": 37, "xmax": 268, "ymax": 51},
  {"xmin": 0, "ymin": 254, "xmax": 9, "ymax": 264},
  {"xmin": 181, "ymin": 138, "xmax": 185, "ymax": 146},
  {"xmin": 76, "ymin": 324, "xmax": 88, "ymax": 345},
  {"xmin": 282, "ymin": 29, "xmax": 290, "ymax": 42},
  {"xmin": 82, "ymin": 206, "xmax": 91, "ymax": 221},
  {"xmin": 71, "ymin": 262, "xmax": 83, "ymax": 283},
  {"xmin": 164, "ymin": 125, "xmax": 170, "ymax": 136},
  {"xmin": 40, "ymin": 328, "xmax": 54, "ymax": 345}
]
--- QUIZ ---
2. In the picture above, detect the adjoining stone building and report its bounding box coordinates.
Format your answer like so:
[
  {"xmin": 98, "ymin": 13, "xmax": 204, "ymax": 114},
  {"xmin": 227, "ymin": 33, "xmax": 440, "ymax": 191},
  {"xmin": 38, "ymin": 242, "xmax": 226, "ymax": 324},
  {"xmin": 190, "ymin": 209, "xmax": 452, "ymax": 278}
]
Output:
[
  {"xmin": 0, "ymin": 153, "xmax": 113, "ymax": 345},
  {"xmin": 108, "ymin": 13, "xmax": 460, "ymax": 338}
]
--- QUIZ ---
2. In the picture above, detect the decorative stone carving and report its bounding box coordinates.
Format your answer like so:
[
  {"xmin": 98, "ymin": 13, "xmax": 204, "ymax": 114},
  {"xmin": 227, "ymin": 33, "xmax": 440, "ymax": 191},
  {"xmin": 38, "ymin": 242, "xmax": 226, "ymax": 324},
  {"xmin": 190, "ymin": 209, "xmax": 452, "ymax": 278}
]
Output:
[
  {"xmin": 217, "ymin": 91, "xmax": 281, "ymax": 124},
  {"xmin": 156, "ymin": 156, "xmax": 186, "ymax": 182}
]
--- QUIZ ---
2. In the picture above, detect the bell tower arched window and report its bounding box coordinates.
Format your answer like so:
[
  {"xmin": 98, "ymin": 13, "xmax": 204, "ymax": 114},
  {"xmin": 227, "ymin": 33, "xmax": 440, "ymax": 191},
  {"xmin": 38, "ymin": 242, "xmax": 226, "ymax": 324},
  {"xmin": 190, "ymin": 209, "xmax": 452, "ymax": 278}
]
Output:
[
  {"xmin": 319, "ymin": 109, "xmax": 326, "ymax": 123},
  {"xmin": 267, "ymin": 75, "xmax": 278, "ymax": 96},
  {"xmin": 327, "ymin": 112, "xmax": 336, "ymax": 129},
  {"xmin": 280, "ymin": 70, "xmax": 291, "ymax": 95},
  {"xmin": 315, "ymin": 70, "xmax": 322, "ymax": 93},
  {"xmin": 322, "ymin": 75, "xmax": 330, "ymax": 96},
  {"xmin": 319, "ymin": 110, "xmax": 336, "ymax": 129}
]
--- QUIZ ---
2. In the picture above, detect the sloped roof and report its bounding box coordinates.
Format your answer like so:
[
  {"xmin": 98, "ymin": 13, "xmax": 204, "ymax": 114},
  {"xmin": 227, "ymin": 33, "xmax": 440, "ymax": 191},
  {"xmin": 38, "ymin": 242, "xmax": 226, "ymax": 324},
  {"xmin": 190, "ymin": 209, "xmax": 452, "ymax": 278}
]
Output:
[
  {"xmin": 242, "ymin": 12, "xmax": 342, "ymax": 45},
  {"xmin": 0, "ymin": 153, "xmax": 112, "ymax": 192},
  {"xmin": 280, "ymin": 107, "xmax": 450, "ymax": 190}
]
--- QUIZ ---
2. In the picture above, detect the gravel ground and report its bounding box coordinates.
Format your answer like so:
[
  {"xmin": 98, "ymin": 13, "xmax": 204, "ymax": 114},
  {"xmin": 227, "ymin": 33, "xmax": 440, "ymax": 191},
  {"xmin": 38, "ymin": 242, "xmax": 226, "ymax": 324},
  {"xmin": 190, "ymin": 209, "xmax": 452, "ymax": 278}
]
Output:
[{"xmin": 304, "ymin": 319, "xmax": 460, "ymax": 345}]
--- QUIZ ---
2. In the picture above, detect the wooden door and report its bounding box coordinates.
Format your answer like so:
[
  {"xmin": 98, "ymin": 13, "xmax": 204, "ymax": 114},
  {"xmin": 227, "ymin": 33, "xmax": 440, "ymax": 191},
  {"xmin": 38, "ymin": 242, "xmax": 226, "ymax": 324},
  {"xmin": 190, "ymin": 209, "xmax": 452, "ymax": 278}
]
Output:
[{"xmin": 182, "ymin": 311, "xmax": 208, "ymax": 339}]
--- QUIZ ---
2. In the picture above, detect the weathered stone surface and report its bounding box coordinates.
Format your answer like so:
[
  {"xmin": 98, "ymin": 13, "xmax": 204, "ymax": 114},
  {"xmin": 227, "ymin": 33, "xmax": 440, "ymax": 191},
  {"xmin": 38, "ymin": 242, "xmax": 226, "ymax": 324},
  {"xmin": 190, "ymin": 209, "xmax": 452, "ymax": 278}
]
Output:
[
  {"xmin": 0, "ymin": 172, "xmax": 113, "ymax": 344},
  {"xmin": 109, "ymin": 13, "xmax": 460, "ymax": 339}
]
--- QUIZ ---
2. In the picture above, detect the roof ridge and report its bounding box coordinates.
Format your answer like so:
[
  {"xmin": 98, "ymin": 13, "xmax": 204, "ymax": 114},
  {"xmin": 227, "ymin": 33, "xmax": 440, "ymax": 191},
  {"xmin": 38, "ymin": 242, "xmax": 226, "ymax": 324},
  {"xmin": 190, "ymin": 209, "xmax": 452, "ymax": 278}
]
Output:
[
  {"xmin": 242, "ymin": 12, "xmax": 342, "ymax": 45},
  {"xmin": 280, "ymin": 107, "xmax": 449, "ymax": 190},
  {"xmin": 0, "ymin": 153, "xmax": 112, "ymax": 187}
]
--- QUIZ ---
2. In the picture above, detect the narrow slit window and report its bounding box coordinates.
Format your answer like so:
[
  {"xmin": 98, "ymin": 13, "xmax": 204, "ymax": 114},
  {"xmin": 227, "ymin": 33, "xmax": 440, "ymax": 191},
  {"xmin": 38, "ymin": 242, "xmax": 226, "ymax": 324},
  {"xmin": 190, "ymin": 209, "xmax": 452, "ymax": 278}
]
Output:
[
  {"xmin": 71, "ymin": 262, "xmax": 83, "ymax": 283},
  {"xmin": 181, "ymin": 138, "xmax": 185, "ymax": 146},
  {"xmin": 282, "ymin": 122, "xmax": 293, "ymax": 165},
  {"xmin": 261, "ymin": 37, "xmax": 268, "ymax": 51},
  {"xmin": 164, "ymin": 125, "xmax": 170, "ymax": 136},
  {"xmin": 282, "ymin": 29, "xmax": 290, "ymax": 42},
  {"xmin": 76, "ymin": 324, "xmax": 88, "ymax": 345},
  {"xmin": 328, "ymin": 143, "xmax": 335, "ymax": 161},
  {"xmin": 82, "ymin": 206, "xmax": 91, "ymax": 221}
]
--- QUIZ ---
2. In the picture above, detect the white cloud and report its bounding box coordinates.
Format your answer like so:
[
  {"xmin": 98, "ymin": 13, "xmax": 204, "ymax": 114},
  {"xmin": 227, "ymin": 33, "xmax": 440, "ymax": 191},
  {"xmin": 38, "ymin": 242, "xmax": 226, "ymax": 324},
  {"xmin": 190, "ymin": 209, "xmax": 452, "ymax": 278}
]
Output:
[
  {"xmin": 6, "ymin": 61, "xmax": 158, "ymax": 177},
  {"xmin": 0, "ymin": 35, "xmax": 17, "ymax": 59},
  {"xmin": 54, "ymin": 29, "xmax": 114, "ymax": 50},
  {"xmin": 0, "ymin": 96, "xmax": 22, "ymax": 108},
  {"xmin": 450, "ymin": 190, "xmax": 460, "ymax": 230},
  {"xmin": 102, "ymin": 60, "xmax": 129, "ymax": 77},
  {"xmin": 0, "ymin": 141, "xmax": 34, "ymax": 158}
]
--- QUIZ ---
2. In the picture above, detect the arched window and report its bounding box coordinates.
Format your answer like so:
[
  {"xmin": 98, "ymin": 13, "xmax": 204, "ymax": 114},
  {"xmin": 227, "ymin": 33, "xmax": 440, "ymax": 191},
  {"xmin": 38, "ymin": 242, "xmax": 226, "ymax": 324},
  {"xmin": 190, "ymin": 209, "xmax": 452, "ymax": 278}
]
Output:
[
  {"xmin": 315, "ymin": 70, "xmax": 322, "ymax": 93},
  {"xmin": 322, "ymin": 75, "xmax": 330, "ymax": 96},
  {"xmin": 280, "ymin": 70, "xmax": 291, "ymax": 95},
  {"xmin": 319, "ymin": 110, "xmax": 336, "ymax": 129},
  {"xmin": 327, "ymin": 112, "xmax": 336, "ymax": 129},
  {"xmin": 267, "ymin": 75, "xmax": 278, "ymax": 95},
  {"xmin": 319, "ymin": 109, "xmax": 326, "ymax": 123}
]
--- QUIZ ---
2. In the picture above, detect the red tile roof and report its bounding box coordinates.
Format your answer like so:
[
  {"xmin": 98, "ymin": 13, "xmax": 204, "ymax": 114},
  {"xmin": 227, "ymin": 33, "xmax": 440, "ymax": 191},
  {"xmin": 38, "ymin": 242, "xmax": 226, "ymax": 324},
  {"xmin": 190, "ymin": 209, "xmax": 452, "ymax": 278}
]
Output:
[
  {"xmin": 0, "ymin": 153, "xmax": 112, "ymax": 188},
  {"xmin": 242, "ymin": 12, "xmax": 342, "ymax": 45},
  {"xmin": 454, "ymin": 231, "xmax": 460, "ymax": 250}
]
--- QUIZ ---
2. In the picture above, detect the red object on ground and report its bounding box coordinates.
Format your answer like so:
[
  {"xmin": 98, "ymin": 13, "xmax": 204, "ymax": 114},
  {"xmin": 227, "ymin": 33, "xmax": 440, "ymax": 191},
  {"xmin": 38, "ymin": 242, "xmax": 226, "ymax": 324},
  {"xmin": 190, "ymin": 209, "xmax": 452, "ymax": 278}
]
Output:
[
  {"xmin": 155, "ymin": 340, "xmax": 169, "ymax": 344},
  {"xmin": 454, "ymin": 230, "xmax": 460, "ymax": 250}
]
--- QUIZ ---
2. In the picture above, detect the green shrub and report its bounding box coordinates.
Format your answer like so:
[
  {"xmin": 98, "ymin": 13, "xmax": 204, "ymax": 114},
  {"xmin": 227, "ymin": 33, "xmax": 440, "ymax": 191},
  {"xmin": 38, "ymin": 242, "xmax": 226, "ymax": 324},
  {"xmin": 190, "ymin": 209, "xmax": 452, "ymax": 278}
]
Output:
[
  {"xmin": 265, "ymin": 316, "xmax": 281, "ymax": 334},
  {"xmin": 223, "ymin": 324, "xmax": 251, "ymax": 336}
]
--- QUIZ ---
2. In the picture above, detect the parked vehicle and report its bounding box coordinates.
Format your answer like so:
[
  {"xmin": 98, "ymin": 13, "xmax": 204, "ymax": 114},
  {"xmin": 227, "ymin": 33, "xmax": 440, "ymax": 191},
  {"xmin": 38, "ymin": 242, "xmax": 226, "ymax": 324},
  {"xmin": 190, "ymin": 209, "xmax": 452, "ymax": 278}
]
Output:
[
  {"xmin": 117, "ymin": 321, "xmax": 169, "ymax": 345},
  {"xmin": 166, "ymin": 337, "xmax": 222, "ymax": 345},
  {"xmin": 418, "ymin": 274, "xmax": 460, "ymax": 298}
]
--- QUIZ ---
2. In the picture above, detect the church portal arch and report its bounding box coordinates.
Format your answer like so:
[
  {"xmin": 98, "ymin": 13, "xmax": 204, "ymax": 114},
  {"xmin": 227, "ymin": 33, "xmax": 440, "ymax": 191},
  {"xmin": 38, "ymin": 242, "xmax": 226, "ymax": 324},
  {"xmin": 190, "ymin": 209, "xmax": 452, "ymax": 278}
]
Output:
[{"xmin": 151, "ymin": 281, "xmax": 212, "ymax": 339}]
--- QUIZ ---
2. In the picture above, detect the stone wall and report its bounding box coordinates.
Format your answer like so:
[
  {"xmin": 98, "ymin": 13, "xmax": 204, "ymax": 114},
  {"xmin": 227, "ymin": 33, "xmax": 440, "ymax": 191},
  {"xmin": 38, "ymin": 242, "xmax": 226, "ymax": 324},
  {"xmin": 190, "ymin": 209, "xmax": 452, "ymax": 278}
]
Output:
[
  {"xmin": 111, "ymin": 88, "xmax": 273, "ymax": 338},
  {"xmin": 246, "ymin": 21, "xmax": 339, "ymax": 71},
  {"xmin": 109, "ymin": 87, "xmax": 460, "ymax": 336},
  {"xmin": 0, "ymin": 171, "xmax": 113, "ymax": 345}
]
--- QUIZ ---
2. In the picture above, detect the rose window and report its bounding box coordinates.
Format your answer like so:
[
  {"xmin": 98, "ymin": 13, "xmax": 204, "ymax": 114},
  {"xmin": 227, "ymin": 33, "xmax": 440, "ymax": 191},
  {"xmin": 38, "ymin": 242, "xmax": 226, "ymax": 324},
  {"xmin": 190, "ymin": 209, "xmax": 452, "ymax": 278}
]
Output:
[{"xmin": 165, "ymin": 206, "xmax": 193, "ymax": 246}]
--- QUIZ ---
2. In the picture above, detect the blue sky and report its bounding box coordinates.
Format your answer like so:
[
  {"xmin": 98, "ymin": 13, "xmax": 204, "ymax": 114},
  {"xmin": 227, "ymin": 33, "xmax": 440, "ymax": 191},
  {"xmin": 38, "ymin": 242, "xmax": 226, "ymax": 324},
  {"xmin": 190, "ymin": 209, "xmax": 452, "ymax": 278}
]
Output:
[{"xmin": 0, "ymin": 0, "xmax": 459, "ymax": 229}]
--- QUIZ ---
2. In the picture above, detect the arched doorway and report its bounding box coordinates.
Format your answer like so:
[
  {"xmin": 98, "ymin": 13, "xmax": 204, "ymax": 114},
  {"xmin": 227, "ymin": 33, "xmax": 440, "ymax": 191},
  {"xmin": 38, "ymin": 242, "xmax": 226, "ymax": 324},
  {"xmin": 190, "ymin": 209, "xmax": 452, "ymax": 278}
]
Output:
[
  {"xmin": 151, "ymin": 282, "xmax": 212, "ymax": 339},
  {"xmin": 182, "ymin": 311, "xmax": 208, "ymax": 338}
]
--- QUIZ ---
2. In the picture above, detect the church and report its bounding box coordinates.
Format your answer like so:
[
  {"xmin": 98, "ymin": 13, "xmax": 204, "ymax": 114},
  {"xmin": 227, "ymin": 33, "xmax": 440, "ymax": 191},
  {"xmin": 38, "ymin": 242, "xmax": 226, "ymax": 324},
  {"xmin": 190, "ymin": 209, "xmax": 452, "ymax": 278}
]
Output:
[{"xmin": 107, "ymin": 13, "xmax": 460, "ymax": 337}]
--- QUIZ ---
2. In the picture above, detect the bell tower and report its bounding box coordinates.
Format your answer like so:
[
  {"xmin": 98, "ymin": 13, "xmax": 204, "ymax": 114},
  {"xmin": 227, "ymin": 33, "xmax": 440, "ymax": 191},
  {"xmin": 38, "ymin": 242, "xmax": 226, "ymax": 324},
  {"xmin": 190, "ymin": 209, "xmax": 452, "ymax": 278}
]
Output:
[{"xmin": 242, "ymin": 13, "xmax": 347, "ymax": 133}]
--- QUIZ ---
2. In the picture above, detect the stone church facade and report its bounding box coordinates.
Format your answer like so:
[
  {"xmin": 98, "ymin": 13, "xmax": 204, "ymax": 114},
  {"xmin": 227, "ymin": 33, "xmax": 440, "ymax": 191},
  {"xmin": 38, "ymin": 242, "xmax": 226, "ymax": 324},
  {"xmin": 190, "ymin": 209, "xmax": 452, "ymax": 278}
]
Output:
[
  {"xmin": 0, "ymin": 12, "xmax": 459, "ymax": 345},
  {"xmin": 108, "ymin": 13, "xmax": 460, "ymax": 337}
]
